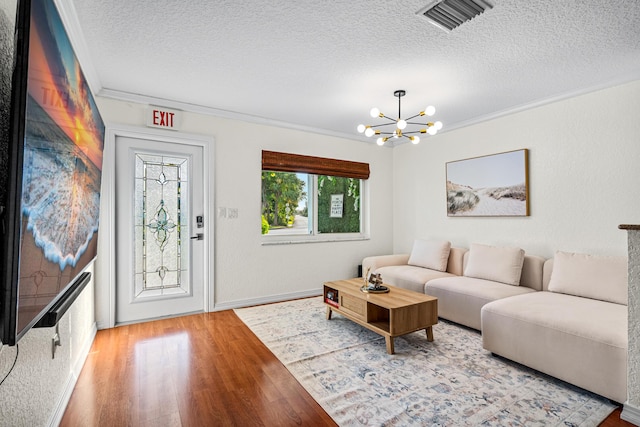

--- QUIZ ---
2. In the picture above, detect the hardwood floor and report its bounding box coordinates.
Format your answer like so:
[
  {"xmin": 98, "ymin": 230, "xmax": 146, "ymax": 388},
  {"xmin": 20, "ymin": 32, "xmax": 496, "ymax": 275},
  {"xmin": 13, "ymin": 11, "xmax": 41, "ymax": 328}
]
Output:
[
  {"xmin": 61, "ymin": 311, "xmax": 336, "ymax": 426},
  {"xmin": 61, "ymin": 310, "xmax": 633, "ymax": 426}
]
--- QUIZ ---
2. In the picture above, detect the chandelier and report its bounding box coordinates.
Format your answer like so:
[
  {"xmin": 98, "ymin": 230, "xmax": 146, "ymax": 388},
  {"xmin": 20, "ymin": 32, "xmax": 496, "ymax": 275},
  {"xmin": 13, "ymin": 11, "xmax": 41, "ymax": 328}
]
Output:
[{"xmin": 357, "ymin": 90, "xmax": 443, "ymax": 146}]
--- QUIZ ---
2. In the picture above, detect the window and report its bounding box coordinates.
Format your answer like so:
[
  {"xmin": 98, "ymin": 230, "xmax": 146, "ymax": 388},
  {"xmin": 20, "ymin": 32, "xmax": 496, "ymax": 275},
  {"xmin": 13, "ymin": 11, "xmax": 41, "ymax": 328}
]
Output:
[{"xmin": 261, "ymin": 151, "xmax": 369, "ymax": 243}]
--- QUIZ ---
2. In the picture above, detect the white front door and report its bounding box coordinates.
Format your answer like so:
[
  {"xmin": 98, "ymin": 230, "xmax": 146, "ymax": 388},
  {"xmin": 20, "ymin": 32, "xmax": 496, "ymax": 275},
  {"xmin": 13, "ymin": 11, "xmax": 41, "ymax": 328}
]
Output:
[{"xmin": 115, "ymin": 136, "xmax": 205, "ymax": 324}]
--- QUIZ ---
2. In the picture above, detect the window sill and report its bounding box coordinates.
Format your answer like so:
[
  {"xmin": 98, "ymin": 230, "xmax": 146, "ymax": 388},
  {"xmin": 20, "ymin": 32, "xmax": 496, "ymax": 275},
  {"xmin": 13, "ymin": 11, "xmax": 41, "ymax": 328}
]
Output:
[{"xmin": 261, "ymin": 234, "xmax": 370, "ymax": 246}]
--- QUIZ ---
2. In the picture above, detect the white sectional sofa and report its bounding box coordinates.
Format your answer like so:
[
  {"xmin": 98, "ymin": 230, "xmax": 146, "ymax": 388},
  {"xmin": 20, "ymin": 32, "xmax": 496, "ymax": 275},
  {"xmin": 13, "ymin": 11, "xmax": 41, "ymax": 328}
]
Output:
[
  {"xmin": 362, "ymin": 240, "xmax": 629, "ymax": 403},
  {"xmin": 482, "ymin": 251, "xmax": 628, "ymax": 403},
  {"xmin": 362, "ymin": 239, "xmax": 467, "ymax": 294}
]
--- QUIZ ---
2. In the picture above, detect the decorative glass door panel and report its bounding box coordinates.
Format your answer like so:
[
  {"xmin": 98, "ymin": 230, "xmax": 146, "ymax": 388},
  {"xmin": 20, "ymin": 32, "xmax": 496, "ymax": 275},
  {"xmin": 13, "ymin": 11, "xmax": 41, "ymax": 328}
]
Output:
[
  {"xmin": 115, "ymin": 136, "xmax": 205, "ymax": 324},
  {"xmin": 134, "ymin": 153, "xmax": 190, "ymax": 300}
]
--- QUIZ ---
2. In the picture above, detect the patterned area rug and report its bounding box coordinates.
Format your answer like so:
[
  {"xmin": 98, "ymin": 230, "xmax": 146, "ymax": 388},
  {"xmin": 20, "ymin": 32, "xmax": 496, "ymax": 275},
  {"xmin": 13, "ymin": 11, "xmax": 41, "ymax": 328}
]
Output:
[{"xmin": 235, "ymin": 297, "xmax": 615, "ymax": 426}]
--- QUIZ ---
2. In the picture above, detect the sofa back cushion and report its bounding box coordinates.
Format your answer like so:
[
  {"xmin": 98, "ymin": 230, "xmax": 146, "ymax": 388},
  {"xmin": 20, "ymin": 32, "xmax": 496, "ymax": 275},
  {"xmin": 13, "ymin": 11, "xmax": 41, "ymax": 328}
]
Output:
[
  {"xmin": 519, "ymin": 254, "xmax": 546, "ymax": 291},
  {"xmin": 547, "ymin": 251, "xmax": 628, "ymax": 305},
  {"xmin": 542, "ymin": 258, "xmax": 554, "ymax": 291},
  {"xmin": 463, "ymin": 243, "xmax": 525, "ymax": 286},
  {"xmin": 446, "ymin": 247, "xmax": 468, "ymax": 276},
  {"xmin": 408, "ymin": 239, "xmax": 451, "ymax": 272}
]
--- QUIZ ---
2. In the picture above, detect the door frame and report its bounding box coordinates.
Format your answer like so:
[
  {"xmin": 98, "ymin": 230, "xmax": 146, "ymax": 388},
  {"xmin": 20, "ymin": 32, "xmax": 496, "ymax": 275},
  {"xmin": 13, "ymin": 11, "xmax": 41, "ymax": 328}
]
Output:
[{"xmin": 96, "ymin": 124, "xmax": 214, "ymax": 329}]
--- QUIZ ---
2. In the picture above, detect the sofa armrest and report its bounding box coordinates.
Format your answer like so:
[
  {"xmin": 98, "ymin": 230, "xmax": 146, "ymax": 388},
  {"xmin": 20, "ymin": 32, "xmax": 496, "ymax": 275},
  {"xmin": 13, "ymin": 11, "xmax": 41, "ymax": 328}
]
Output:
[{"xmin": 362, "ymin": 254, "xmax": 410, "ymax": 275}]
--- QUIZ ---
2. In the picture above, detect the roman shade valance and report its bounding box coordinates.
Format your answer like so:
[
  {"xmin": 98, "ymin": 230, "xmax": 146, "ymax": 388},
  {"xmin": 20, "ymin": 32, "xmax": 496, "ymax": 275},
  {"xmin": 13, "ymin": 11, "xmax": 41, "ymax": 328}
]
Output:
[{"xmin": 262, "ymin": 150, "xmax": 370, "ymax": 180}]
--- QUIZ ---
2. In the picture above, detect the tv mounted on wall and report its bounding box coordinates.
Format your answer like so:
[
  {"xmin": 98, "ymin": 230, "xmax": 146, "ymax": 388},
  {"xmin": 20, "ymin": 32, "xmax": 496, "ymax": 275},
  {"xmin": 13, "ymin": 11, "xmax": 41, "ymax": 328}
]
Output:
[{"xmin": 0, "ymin": 0, "xmax": 105, "ymax": 345}]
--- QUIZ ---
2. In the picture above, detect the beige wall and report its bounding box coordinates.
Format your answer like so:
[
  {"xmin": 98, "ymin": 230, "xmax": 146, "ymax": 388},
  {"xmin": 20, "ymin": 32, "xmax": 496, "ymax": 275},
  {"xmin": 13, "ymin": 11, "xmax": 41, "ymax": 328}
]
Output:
[
  {"xmin": 391, "ymin": 80, "xmax": 640, "ymax": 258},
  {"xmin": 94, "ymin": 98, "xmax": 395, "ymax": 311}
]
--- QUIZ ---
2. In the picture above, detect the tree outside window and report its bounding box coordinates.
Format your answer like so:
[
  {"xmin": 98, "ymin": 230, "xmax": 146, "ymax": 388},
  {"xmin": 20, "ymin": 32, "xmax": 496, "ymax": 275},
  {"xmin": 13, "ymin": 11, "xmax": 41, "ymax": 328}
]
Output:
[{"xmin": 261, "ymin": 171, "xmax": 307, "ymax": 234}]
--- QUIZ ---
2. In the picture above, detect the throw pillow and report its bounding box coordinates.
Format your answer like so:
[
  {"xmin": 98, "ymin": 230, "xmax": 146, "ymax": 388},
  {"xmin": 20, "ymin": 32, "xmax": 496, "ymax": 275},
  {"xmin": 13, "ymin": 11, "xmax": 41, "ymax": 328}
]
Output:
[
  {"xmin": 547, "ymin": 251, "xmax": 628, "ymax": 305},
  {"xmin": 463, "ymin": 243, "xmax": 525, "ymax": 286},
  {"xmin": 407, "ymin": 239, "xmax": 451, "ymax": 272}
]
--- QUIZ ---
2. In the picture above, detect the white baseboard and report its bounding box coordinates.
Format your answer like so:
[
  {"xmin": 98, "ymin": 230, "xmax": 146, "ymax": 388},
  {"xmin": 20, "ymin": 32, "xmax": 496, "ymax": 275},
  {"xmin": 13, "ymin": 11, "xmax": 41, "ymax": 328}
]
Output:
[
  {"xmin": 95, "ymin": 320, "xmax": 109, "ymax": 330},
  {"xmin": 212, "ymin": 289, "xmax": 322, "ymax": 312},
  {"xmin": 621, "ymin": 402, "xmax": 640, "ymax": 426},
  {"xmin": 48, "ymin": 322, "xmax": 98, "ymax": 427}
]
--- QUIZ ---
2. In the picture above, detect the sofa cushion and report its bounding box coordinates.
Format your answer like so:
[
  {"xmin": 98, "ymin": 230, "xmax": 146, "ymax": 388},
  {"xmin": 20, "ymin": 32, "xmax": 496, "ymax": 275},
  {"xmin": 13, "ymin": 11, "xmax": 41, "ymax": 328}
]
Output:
[
  {"xmin": 519, "ymin": 254, "xmax": 546, "ymax": 291},
  {"xmin": 362, "ymin": 254, "xmax": 410, "ymax": 275},
  {"xmin": 376, "ymin": 265, "xmax": 455, "ymax": 294},
  {"xmin": 481, "ymin": 291, "xmax": 627, "ymax": 402},
  {"xmin": 425, "ymin": 276, "xmax": 536, "ymax": 330},
  {"xmin": 407, "ymin": 239, "xmax": 451, "ymax": 272},
  {"xmin": 547, "ymin": 251, "xmax": 628, "ymax": 305},
  {"xmin": 463, "ymin": 243, "xmax": 525, "ymax": 286}
]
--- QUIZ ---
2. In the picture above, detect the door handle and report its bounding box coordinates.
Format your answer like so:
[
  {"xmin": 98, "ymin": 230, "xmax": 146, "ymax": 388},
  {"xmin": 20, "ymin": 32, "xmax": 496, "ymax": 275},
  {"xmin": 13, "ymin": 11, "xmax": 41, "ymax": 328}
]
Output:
[{"xmin": 190, "ymin": 233, "xmax": 204, "ymax": 240}]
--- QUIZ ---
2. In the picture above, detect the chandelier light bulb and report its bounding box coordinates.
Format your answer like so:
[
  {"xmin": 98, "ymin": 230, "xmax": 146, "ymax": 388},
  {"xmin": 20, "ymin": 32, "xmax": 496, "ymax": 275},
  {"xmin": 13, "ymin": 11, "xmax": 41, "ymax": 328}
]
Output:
[
  {"xmin": 411, "ymin": 136, "xmax": 420, "ymax": 144},
  {"xmin": 370, "ymin": 107, "xmax": 380, "ymax": 118},
  {"xmin": 396, "ymin": 119, "xmax": 407, "ymax": 130},
  {"xmin": 365, "ymin": 127, "xmax": 375, "ymax": 137},
  {"xmin": 427, "ymin": 126, "xmax": 437, "ymax": 135},
  {"xmin": 434, "ymin": 121, "xmax": 443, "ymax": 130},
  {"xmin": 376, "ymin": 137, "xmax": 385, "ymax": 146},
  {"xmin": 425, "ymin": 105, "xmax": 436, "ymax": 116},
  {"xmin": 357, "ymin": 124, "xmax": 366, "ymax": 133}
]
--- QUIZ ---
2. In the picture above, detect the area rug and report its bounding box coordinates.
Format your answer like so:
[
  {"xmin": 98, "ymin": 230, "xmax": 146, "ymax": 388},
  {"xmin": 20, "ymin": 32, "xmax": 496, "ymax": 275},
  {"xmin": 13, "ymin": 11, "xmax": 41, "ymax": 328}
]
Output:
[{"xmin": 234, "ymin": 297, "xmax": 615, "ymax": 426}]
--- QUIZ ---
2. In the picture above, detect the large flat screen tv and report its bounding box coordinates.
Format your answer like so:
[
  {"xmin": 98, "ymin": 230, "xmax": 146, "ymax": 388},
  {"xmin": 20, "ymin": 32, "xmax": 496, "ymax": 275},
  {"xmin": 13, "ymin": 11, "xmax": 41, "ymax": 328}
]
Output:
[{"xmin": 1, "ymin": 0, "xmax": 104, "ymax": 345}]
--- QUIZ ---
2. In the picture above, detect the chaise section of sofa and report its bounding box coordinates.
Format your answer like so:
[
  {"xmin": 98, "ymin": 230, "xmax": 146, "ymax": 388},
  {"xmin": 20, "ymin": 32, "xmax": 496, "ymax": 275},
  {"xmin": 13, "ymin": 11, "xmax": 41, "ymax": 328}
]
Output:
[
  {"xmin": 481, "ymin": 251, "xmax": 628, "ymax": 403},
  {"xmin": 361, "ymin": 240, "xmax": 467, "ymax": 294},
  {"xmin": 425, "ymin": 243, "xmax": 546, "ymax": 330}
]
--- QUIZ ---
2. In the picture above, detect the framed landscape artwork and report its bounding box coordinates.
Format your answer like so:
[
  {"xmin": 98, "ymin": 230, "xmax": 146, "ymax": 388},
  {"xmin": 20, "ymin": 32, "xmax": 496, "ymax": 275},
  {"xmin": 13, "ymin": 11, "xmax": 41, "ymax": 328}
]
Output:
[{"xmin": 446, "ymin": 149, "xmax": 529, "ymax": 217}]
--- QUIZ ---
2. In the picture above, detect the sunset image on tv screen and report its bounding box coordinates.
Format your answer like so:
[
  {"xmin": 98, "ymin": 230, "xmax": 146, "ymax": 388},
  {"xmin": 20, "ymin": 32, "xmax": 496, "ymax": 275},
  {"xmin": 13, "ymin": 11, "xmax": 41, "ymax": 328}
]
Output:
[{"xmin": 16, "ymin": 0, "xmax": 104, "ymax": 331}]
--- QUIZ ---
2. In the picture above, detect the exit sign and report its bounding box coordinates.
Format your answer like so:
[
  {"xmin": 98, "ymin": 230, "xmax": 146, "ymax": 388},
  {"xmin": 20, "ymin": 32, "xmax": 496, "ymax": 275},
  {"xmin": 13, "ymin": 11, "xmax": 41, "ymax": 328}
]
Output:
[{"xmin": 147, "ymin": 106, "xmax": 181, "ymax": 130}]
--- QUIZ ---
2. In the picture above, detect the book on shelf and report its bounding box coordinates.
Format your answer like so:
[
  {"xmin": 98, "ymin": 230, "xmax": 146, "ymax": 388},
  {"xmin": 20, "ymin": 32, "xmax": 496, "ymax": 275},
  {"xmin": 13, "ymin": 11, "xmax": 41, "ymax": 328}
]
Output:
[
  {"xmin": 325, "ymin": 287, "xmax": 339, "ymax": 307},
  {"xmin": 325, "ymin": 298, "xmax": 339, "ymax": 308}
]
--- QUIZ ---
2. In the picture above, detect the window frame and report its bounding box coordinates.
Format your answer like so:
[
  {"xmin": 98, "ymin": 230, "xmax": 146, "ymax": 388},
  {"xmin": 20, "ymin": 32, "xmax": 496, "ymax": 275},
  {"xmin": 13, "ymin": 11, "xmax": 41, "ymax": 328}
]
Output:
[{"xmin": 261, "ymin": 172, "xmax": 369, "ymax": 245}]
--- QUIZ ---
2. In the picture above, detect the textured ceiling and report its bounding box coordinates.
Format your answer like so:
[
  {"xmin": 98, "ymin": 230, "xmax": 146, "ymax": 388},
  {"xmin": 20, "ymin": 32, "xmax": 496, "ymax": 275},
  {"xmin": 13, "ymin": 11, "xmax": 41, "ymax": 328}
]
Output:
[{"xmin": 67, "ymin": 0, "xmax": 640, "ymax": 145}]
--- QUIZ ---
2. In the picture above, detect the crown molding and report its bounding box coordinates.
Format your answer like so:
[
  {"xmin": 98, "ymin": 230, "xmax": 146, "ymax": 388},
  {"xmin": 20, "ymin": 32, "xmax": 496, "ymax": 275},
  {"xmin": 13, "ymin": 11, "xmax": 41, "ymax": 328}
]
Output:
[
  {"xmin": 97, "ymin": 87, "xmax": 371, "ymax": 144},
  {"xmin": 96, "ymin": 76, "xmax": 637, "ymax": 148},
  {"xmin": 99, "ymin": 75, "xmax": 640, "ymax": 147},
  {"xmin": 444, "ymin": 74, "xmax": 640, "ymax": 133}
]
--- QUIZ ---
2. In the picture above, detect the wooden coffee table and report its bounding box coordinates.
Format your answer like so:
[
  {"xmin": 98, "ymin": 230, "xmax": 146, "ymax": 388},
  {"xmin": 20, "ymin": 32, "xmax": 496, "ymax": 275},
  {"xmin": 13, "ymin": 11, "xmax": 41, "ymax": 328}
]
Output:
[{"xmin": 323, "ymin": 278, "xmax": 438, "ymax": 354}]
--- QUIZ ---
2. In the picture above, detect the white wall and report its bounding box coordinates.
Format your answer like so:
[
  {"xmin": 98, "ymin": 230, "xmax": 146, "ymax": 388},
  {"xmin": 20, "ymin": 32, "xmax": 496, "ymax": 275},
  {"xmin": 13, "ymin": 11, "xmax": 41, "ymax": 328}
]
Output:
[
  {"xmin": 392, "ymin": 80, "xmax": 640, "ymax": 258},
  {"xmin": 95, "ymin": 98, "xmax": 394, "ymax": 312},
  {"xmin": 0, "ymin": 266, "xmax": 96, "ymax": 427}
]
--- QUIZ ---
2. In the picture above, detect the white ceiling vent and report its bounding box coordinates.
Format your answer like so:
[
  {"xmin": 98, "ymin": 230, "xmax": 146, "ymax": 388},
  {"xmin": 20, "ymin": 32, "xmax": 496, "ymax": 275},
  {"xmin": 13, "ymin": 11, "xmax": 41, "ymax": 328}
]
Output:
[{"xmin": 417, "ymin": 0, "xmax": 493, "ymax": 31}]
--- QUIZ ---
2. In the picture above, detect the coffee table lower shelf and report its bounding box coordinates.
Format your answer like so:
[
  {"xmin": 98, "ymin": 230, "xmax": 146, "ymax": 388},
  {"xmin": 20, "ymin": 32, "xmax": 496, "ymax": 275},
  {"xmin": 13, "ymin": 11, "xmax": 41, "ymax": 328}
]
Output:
[{"xmin": 324, "ymin": 279, "xmax": 438, "ymax": 354}]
